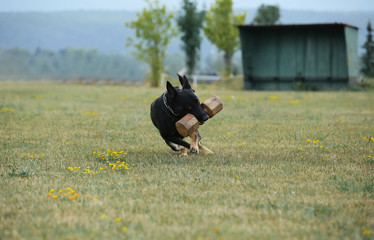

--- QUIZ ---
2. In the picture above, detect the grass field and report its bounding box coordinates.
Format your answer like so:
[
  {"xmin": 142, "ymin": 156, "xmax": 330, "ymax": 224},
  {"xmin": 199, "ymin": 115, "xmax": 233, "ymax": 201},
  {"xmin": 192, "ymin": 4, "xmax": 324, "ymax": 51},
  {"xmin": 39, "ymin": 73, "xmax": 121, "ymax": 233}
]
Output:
[{"xmin": 1, "ymin": 80, "xmax": 374, "ymax": 239}]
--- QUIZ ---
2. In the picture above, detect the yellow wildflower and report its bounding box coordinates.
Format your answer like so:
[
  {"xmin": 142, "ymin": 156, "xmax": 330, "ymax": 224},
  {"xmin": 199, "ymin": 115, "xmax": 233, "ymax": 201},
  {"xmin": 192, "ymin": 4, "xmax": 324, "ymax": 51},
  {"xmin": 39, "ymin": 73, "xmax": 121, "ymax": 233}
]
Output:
[
  {"xmin": 269, "ymin": 96, "xmax": 280, "ymax": 100},
  {"xmin": 289, "ymin": 99, "xmax": 300, "ymax": 104},
  {"xmin": 213, "ymin": 226, "xmax": 221, "ymax": 232},
  {"xmin": 0, "ymin": 107, "xmax": 16, "ymax": 112}
]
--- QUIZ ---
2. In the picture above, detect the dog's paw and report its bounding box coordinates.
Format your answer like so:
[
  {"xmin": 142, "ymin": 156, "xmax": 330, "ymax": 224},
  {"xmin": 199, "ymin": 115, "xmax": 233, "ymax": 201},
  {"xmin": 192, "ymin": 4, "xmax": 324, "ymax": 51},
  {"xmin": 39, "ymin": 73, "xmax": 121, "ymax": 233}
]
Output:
[
  {"xmin": 180, "ymin": 147, "xmax": 188, "ymax": 156},
  {"xmin": 190, "ymin": 147, "xmax": 199, "ymax": 154}
]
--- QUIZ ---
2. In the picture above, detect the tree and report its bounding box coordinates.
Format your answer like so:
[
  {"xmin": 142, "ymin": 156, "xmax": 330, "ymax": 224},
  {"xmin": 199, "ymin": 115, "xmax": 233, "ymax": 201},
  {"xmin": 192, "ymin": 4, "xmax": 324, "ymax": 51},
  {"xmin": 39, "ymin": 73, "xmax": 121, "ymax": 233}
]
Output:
[
  {"xmin": 126, "ymin": 0, "xmax": 176, "ymax": 87},
  {"xmin": 362, "ymin": 20, "xmax": 374, "ymax": 76},
  {"xmin": 176, "ymin": 0, "xmax": 205, "ymax": 75},
  {"xmin": 203, "ymin": 0, "xmax": 246, "ymax": 77},
  {"xmin": 252, "ymin": 4, "xmax": 280, "ymax": 25}
]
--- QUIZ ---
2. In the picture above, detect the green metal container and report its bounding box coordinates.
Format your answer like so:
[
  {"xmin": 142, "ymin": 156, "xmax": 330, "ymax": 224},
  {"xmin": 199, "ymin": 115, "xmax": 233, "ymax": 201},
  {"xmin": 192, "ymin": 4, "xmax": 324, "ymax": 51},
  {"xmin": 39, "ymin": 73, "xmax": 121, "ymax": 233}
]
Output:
[{"xmin": 238, "ymin": 23, "xmax": 359, "ymax": 90}]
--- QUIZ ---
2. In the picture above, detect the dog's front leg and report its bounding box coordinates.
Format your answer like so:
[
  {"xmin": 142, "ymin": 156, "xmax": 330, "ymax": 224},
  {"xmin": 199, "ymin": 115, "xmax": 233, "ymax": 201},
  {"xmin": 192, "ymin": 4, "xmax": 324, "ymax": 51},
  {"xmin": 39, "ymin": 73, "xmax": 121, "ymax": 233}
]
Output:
[{"xmin": 190, "ymin": 131, "xmax": 199, "ymax": 154}]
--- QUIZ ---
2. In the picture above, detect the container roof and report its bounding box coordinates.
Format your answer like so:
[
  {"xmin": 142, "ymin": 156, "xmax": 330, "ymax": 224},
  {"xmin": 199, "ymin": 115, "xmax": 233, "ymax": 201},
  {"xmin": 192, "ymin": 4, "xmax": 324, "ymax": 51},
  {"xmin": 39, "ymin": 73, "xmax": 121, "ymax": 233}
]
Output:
[{"xmin": 237, "ymin": 23, "xmax": 358, "ymax": 30}]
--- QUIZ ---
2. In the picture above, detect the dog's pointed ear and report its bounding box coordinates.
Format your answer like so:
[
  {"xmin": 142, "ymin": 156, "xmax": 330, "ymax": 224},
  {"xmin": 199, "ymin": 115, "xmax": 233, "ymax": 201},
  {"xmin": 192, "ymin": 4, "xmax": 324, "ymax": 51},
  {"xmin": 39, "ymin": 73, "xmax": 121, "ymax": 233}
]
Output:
[
  {"xmin": 177, "ymin": 73, "xmax": 184, "ymax": 86},
  {"xmin": 166, "ymin": 81, "xmax": 178, "ymax": 99},
  {"xmin": 182, "ymin": 75, "xmax": 191, "ymax": 89}
]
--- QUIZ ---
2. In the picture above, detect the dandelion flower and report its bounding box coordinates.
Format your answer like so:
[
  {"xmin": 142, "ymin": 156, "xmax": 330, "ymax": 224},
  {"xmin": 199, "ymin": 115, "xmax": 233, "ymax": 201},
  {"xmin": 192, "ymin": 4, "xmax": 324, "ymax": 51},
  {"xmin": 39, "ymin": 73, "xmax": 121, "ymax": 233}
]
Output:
[
  {"xmin": 116, "ymin": 217, "xmax": 121, "ymax": 222},
  {"xmin": 47, "ymin": 193, "xmax": 52, "ymax": 197},
  {"xmin": 52, "ymin": 195, "xmax": 58, "ymax": 199},
  {"xmin": 122, "ymin": 226, "xmax": 128, "ymax": 231},
  {"xmin": 100, "ymin": 214, "xmax": 106, "ymax": 219}
]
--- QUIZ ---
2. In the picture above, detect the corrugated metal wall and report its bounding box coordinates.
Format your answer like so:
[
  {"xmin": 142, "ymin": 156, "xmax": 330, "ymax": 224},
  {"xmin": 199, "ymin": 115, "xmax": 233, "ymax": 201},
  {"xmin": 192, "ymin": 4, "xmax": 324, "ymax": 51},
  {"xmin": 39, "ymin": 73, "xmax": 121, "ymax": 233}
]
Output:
[{"xmin": 238, "ymin": 24, "xmax": 358, "ymax": 90}]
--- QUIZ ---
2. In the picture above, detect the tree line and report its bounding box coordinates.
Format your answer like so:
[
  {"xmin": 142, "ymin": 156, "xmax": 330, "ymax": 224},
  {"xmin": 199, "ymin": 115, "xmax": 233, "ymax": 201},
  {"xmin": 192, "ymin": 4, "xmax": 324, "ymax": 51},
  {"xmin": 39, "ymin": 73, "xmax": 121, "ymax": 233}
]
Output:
[
  {"xmin": 126, "ymin": 0, "xmax": 280, "ymax": 86},
  {"xmin": 0, "ymin": 1, "xmax": 280, "ymax": 84},
  {"xmin": 0, "ymin": 48, "xmax": 150, "ymax": 82}
]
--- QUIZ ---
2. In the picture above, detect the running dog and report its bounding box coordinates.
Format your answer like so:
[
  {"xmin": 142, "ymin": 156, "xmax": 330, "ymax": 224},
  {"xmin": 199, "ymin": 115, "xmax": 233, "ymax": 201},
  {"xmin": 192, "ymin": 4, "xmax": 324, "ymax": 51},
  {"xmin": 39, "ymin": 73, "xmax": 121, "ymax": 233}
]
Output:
[{"xmin": 150, "ymin": 74, "xmax": 213, "ymax": 155}]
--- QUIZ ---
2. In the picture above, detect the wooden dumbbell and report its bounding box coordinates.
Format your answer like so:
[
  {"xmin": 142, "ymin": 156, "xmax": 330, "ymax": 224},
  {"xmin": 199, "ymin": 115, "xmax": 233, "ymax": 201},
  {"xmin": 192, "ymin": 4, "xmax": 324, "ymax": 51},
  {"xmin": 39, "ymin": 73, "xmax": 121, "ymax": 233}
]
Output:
[
  {"xmin": 175, "ymin": 95, "xmax": 223, "ymax": 137},
  {"xmin": 201, "ymin": 95, "xmax": 223, "ymax": 118},
  {"xmin": 176, "ymin": 113, "xmax": 200, "ymax": 137}
]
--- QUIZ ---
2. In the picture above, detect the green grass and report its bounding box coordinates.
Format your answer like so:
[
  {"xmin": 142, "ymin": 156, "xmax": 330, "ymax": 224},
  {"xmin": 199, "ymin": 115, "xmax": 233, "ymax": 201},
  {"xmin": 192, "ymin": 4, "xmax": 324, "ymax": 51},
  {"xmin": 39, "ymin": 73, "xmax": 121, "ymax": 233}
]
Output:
[{"xmin": 1, "ymin": 81, "xmax": 374, "ymax": 239}]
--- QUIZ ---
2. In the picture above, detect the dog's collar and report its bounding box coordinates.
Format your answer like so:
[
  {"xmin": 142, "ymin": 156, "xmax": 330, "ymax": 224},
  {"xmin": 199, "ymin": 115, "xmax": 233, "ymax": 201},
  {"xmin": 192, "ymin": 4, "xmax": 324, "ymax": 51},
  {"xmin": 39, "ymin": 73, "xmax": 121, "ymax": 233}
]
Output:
[{"xmin": 162, "ymin": 92, "xmax": 179, "ymax": 116}]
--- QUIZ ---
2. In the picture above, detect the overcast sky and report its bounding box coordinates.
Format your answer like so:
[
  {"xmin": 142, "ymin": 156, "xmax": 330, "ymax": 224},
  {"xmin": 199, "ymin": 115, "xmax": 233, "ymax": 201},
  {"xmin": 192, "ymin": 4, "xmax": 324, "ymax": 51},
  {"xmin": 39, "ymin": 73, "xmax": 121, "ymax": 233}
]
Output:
[{"xmin": 1, "ymin": 0, "xmax": 373, "ymax": 12}]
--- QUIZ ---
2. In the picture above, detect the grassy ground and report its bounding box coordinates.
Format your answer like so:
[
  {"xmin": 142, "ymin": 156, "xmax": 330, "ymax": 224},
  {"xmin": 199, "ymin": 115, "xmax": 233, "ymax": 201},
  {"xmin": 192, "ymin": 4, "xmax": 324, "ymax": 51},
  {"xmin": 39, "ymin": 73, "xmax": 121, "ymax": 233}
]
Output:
[{"xmin": 1, "ymin": 80, "xmax": 373, "ymax": 239}]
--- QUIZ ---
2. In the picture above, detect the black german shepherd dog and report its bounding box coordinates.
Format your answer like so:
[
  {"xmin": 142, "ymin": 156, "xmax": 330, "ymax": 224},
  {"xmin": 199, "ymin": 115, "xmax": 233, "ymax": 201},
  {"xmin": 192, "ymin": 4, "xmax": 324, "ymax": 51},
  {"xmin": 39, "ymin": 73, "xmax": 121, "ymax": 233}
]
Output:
[{"xmin": 150, "ymin": 74, "xmax": 213, "ymax": 155}]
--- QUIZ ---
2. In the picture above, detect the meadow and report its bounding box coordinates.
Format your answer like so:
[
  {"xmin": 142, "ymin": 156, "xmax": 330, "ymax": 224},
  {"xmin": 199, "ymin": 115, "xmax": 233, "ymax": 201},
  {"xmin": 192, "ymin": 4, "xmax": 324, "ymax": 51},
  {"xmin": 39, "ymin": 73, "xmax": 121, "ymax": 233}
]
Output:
[{"xmin": 0, "ymin": 79, "xmax": 373, "ymax": 239}]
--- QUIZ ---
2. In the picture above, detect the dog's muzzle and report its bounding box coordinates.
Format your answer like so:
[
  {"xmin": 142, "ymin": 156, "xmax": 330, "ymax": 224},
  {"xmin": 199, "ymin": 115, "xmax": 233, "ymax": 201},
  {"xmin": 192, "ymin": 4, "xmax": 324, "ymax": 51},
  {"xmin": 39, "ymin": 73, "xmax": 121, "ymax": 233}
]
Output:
[{"xmin": 199, "ymin": 114, "xmax": 210, "ymax": 125}]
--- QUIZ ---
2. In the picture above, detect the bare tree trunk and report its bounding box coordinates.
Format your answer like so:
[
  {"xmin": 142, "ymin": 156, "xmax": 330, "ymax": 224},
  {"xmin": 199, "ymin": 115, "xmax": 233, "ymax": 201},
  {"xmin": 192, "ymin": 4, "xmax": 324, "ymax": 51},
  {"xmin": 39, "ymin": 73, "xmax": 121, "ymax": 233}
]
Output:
[{"xmin": 223, "ymin": 52, "xmax": 233, "ymax": 77}]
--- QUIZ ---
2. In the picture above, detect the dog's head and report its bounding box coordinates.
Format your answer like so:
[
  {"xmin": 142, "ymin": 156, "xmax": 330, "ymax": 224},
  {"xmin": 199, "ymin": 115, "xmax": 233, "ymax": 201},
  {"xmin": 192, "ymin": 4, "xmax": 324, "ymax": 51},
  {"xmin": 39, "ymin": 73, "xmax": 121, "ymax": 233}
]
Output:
[{"xmin": 166, "ymin": 74, "xmax": 209, "ymax": 125}]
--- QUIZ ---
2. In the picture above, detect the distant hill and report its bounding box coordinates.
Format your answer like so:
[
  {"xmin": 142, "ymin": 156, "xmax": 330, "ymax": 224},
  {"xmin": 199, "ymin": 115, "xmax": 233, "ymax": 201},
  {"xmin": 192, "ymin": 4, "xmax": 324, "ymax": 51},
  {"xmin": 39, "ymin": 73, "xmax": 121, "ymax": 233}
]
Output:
[
  {"xmin": 0, "ymin": 11, "xmax": 136, "ymax": 53},
  {"xmin": 0, "ymin": 9, "xmax": 372, "ymax": 56}
]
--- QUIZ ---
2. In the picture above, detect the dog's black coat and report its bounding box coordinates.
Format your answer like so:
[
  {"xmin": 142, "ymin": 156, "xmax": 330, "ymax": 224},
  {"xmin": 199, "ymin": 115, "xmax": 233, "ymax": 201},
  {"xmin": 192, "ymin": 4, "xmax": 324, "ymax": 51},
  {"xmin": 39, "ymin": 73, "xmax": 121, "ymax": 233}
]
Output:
[{"xmin": 150, "ymin": 75, "xmax": 209, "ymax": 151}]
